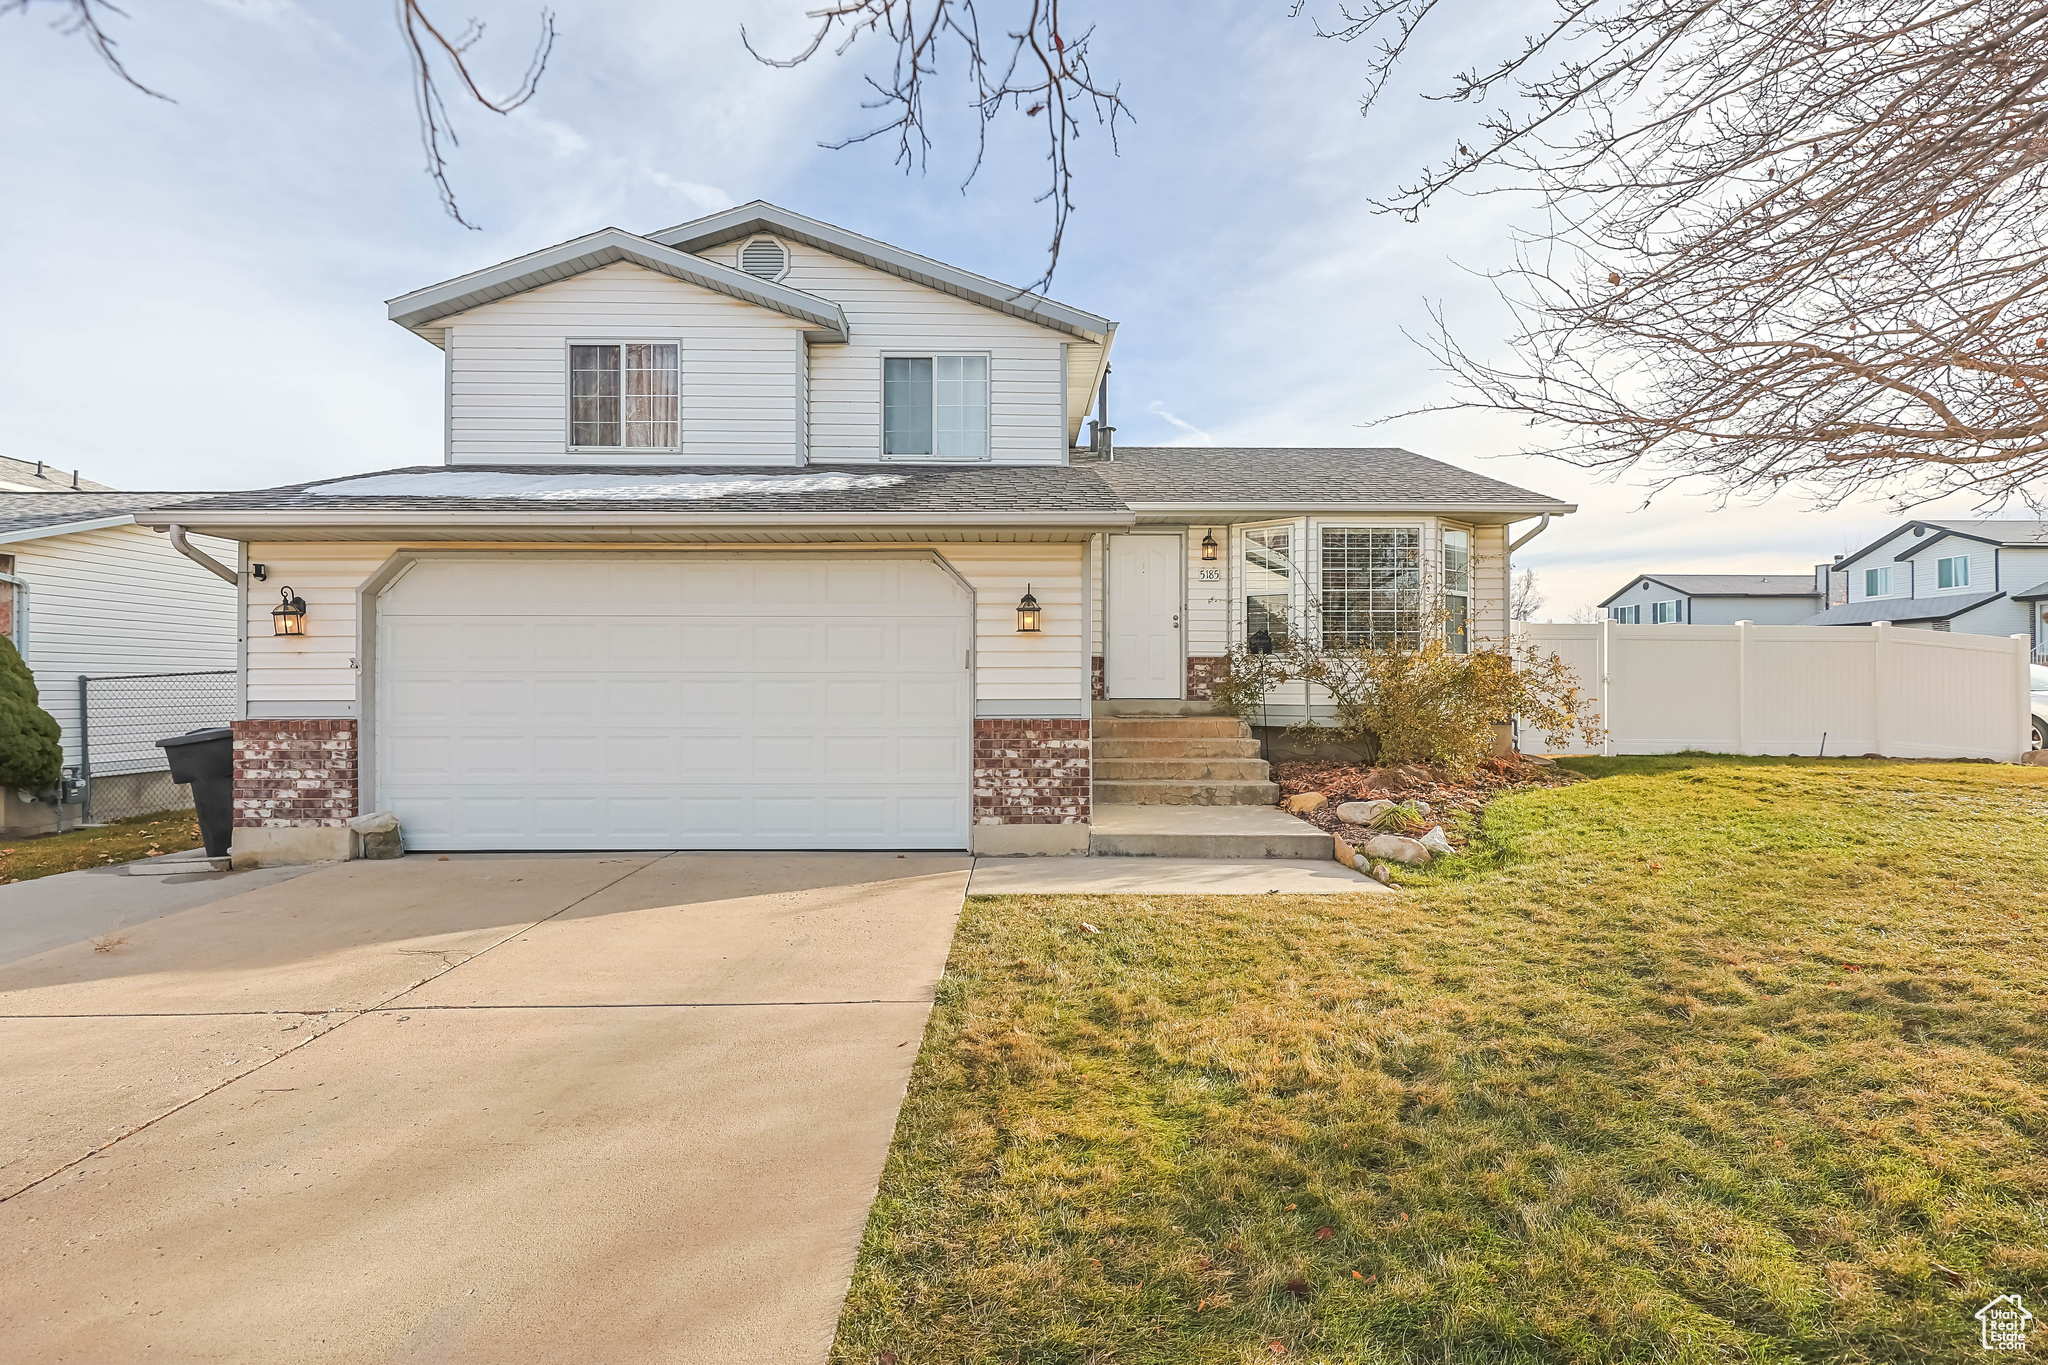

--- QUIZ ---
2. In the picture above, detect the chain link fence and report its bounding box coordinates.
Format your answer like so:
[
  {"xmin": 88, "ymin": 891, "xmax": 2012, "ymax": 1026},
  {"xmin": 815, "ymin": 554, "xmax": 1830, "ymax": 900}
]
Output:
[{"xmin": 77, "ymin": 670, "xmax": 238, "ymax": 825}]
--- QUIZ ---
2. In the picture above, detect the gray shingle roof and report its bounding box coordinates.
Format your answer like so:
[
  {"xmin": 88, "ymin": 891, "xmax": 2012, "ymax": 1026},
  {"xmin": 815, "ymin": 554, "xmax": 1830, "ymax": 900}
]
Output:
[
  {"xmin": 2009, "ymin": 580, "xmax": 2048, "ymax": 601},
  {"xmin": 1090, "ymin": 447, "xmax": 1572, "ymax": 510},
  {"xmin": 0, "ymin": 492, "xmax": 218, "ymax": 539},
  {"xmin": 1921, "ymin": 519, "xmax": 2048, "ymax": 545},
  {"xmin": 1603, "ymin": 573, "xmax": 1822, "ymax": 606},
  {"xmin": 0, "ymin": 456, "xmax": 114, "ymax": 494},
  {"xmin": 1803, "ymin": 591, "xmax": 2003, "ymax": 626},
  {"xmin": 143, "ymin": 465, "xmax": 1130, "ymax": 517}
]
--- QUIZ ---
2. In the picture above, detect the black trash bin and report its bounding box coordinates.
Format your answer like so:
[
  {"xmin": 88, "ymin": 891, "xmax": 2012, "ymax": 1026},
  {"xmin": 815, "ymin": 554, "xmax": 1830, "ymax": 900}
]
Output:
[{"xmin": 156, "ymin": 727, "xmax": 235, "ymax": 858}]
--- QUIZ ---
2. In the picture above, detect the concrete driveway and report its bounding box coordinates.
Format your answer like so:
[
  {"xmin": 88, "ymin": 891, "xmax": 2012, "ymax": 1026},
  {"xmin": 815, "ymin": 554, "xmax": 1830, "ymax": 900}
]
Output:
[{"xmin": 0, "ymin": 851, "xmax": 971, "ymax": 1364}]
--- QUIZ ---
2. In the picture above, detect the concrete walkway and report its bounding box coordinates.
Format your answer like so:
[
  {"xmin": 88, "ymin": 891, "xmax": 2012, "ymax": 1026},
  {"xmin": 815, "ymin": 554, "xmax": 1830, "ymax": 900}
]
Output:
[
  {"xmin": 0, "ymin": 850, "xmax": 971, "ymax": 1365},
  {"xmin": 969, "ymin": 855, "xmax": 1386, "ymax": 895},
  {"xmin": 0, "ymin": 851, "xmax": 315, "ymax": 968}
]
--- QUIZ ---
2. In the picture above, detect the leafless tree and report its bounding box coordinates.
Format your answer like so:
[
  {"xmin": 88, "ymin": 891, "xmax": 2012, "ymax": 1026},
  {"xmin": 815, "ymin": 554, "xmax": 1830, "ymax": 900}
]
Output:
[
  {"xmin": 744, "ymin": 1, "xmax": 1128, "ymax": 294},
  {"xmin": 1303, "ymin": 0, "xmax": 2048, "ymax": 506},
  {"xmin": 6, "ymin": 0, "xmax": 555, "ymax": 229},
  {"xmin": 1509, "ymin": 566, "xmax": 1543, "ymax": 622}
]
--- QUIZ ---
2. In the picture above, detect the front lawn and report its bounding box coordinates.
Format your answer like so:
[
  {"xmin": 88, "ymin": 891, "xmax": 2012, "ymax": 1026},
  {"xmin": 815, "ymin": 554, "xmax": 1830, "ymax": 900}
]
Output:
[
  {"xmin": 834, "ymin": 757, "xmax": 2048, "ymax": 1364},
  {"xmin": 0, "ymin": 810, "xmax": 202, "ymax": 885}
]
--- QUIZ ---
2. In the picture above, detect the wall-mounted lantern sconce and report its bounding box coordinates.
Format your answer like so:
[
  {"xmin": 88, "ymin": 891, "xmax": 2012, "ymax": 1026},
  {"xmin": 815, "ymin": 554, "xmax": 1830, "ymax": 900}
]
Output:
[
  {"xmin": 1201, "ymin": 528, "xmax": 1219, "ymax": 561},
  {"xmin": 1016, "ymin": 584, "xmax": 1042, "ymax": 633},
  {"xmin": 271, "ymin": 586, "xmax": 308, "ymax": 637}
]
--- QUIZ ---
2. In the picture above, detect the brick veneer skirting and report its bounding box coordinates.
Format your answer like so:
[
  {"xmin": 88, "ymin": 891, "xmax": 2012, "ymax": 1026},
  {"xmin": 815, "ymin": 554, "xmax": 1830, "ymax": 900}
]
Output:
[
  {"xmin": 1186, "ymin": 655, "xmax": 1227, "ymax": 701},
  {"xmin": 232, "ymin": 719, "xmax": 359, "ymax": 828},
  {"xmin": 1091, "ymin": 655, "xmax": 1106, "ymax": 701},
  {"xmin": 973, "ymin": 718, "xmax": 1090, "ymax": 825}
]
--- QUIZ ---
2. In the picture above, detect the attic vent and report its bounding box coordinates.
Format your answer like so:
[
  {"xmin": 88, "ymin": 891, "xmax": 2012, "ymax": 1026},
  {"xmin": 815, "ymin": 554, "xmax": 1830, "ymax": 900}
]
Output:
[{"xmin": 739, "ymin": 237, "xmax": 789, "ymax": 281}]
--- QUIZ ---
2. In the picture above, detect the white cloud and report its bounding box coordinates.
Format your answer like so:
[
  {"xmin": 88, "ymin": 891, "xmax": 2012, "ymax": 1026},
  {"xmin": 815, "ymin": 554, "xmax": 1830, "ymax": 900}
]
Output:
[{"xmin": 1144, "ymin": 401, "xmax": 1212, "ymax": 446}]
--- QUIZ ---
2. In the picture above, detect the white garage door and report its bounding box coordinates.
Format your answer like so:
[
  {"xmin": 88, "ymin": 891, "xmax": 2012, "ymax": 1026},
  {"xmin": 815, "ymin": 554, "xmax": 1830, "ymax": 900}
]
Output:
[{"xmin": 374, "ymin": 555, "xmax": 972, "ymax": 850}]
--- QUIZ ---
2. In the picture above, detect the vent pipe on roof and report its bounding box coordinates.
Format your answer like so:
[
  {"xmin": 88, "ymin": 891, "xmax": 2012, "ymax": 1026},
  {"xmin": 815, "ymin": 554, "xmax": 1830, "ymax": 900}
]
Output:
[{"xmin": 1086, "ymin": 366, "xmax": 1114, "ymax": 460}]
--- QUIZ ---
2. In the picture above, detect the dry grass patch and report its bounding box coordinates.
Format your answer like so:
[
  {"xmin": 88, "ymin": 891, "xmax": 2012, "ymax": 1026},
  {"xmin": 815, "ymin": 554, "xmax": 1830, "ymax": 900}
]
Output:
[
  {"xmin": 835, "ymin": 757, "xmax": 2048, "ymax": 1364},
  {"xmin": 0, "ymin": 810, "xmax": 201, "ymax": 885}
]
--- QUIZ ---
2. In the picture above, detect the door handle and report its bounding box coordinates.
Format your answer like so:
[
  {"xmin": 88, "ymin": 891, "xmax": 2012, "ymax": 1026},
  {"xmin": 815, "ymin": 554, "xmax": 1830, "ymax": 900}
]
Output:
[{"xmin": 1172, "ymin": 614, "xmax": 1181, "ymax": 628}]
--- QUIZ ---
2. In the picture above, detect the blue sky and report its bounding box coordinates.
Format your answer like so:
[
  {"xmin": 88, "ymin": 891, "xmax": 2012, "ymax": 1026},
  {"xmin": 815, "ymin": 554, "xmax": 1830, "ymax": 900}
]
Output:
[{"xmin": 0, "ymin": 0, "xmax": 1992, "ymax": 614}]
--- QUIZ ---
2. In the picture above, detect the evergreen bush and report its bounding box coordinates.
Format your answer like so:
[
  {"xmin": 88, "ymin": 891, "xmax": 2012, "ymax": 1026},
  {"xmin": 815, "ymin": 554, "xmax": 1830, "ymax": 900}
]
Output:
[{"xmin": 0, "ymin": 634, "xmax": 62, "ymax": 791}]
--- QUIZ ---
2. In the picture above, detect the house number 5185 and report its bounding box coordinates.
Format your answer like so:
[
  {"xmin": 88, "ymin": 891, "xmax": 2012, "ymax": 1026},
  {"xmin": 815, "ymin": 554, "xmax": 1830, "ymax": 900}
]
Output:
[{"xmin": 1197, "ymin": 568, "xmax": 1222, "ymax": 582}]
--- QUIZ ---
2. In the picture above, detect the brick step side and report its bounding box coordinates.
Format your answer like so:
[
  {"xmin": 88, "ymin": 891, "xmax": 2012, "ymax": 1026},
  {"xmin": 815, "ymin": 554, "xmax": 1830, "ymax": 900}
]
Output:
[
  {"xmin": 1093, "ymin": 780, "xmax": 1282, "ymax": 806},
  {"xmin": 1092, "ymin": 737, "xmax": 1262, "ymax": 759},
  {"xmin": 1094, "ymin": 758, "xmax": 1273, "ymax": 782}
]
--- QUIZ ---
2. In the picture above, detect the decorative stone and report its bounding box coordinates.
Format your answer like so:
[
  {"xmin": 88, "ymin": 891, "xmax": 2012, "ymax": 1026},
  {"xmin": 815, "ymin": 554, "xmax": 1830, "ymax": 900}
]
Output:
[
  {"xmin": 1355, "ymin": 833, "xmax": 1430, "ymax": 865},
  {"xmin": 1331, "ymin": 832, "xmax": 1358, "ymax": 868},
  {"xmin": 1336, "ymin": 799, "xmax": 1395, "ymax": 826},
  {"xmin": 1418, "ymin": 825, "xmax": 1455, "ymax": 857},
  {"xmin": 1282, "ymin": 792, "xmax": 1328, "ymax": 814},
  {"xmin": 347, "ymin": 810, "xmax": 403, "ymax": 860},
  {"xmin": 2022, "ymin": 749, "xmax": 2048, "ymax": 766}
]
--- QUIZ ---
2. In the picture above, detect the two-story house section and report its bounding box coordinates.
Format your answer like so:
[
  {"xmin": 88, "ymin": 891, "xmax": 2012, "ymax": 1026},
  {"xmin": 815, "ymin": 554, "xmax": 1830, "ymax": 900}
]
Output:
[
  {"xmin": 140, "ymin": 202, "xmax": 1575, "ymax": 861},
  {"xmin": 1600, "ymin": 572, "xmax": 1826, "ymax": 626},
  {"xmin": 1810, "ymin": 520, "xmax": 2048, "ymax": 656}
]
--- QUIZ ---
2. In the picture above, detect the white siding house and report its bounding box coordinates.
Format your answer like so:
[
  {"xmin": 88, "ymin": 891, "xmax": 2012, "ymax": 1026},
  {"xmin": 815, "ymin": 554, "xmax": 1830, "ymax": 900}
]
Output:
[
  {"xmin": 1818, "ymin": 519, "xmax": 2048, "ymax": 657},
  {"xmin": 144, "ymin": 203, "xmax": 1574, "ymax": 860},
  {"xmin": 0, "ymin": 494, "xmax": 240, "ymax": 831},
  {"xmin": 1601, "ymin": 573, "xmax": 1825, "ymax": 626}
]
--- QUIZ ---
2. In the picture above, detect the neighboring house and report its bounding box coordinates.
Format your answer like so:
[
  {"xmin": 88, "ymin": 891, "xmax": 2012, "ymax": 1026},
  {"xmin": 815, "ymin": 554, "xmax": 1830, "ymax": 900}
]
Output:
[
  {"xmin": 139, "ymin": 201, "xmax": 1573, "ymax": 860},
  {"xmin": 1602, "ymin": 572, "xmax": 1826, "ymax": 626},
  {"xmin": 0, "ymin": 493, "xmax": 240, "ymax": 832},
  {"xmin": 0, "ymin": 456, "xmax": 115, "ymax": 494},
  {"xmin": 1810, "ymin": 519, "xmax": 2048, "ymax": 657}
]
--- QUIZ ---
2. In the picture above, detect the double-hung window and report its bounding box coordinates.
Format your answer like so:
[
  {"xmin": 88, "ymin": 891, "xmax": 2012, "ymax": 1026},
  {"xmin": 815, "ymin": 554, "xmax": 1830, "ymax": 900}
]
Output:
[
  {"xmin": 1243, "ymin": 527, "xmax": 1294, "ymax": 653},
  {"xmin": 1321, "ymin": 527, "xmax": 1421, "ymax": 650},
  {"xmin": 1865, "ymin": 566, "xmax": 1894, "ymax": 598},
  {"xmin": 1611, "ymin": 604, "xmax": 1641, "ymax": 623},
  {"xmin": 1651, "ymin": 599, "xmax": 1683, "ymax": 624},
  {"xmin": 1442, "ymin": 527, "xmax": 1471, "ymax": 652},
  {"xmin": 1937, "ymin": 554, "xmax": 1970, "ymax": 589},
  {"xmin": 883, "ymin": 354, "xmax": 989, "ymax": 459},
  {"xmin": 570, "ymin": 343, "xmax": 679, "ymax": 450}
]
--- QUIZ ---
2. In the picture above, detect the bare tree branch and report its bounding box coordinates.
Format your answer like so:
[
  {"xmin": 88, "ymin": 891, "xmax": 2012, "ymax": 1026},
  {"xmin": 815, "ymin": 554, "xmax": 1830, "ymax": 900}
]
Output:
[
  {"xmin": 398, "ymin": 0, "xmax": 556, "ymax": 229},
  {"xmin": 2, "ymin": 0, "xmax": 169, "ymax": 99},
  {"xmin": 8, "ymin": 0, "xmax": 557, "ymax": 229},
  {"xmin": 1301, "ymin": 0, "xmax": 2048, "ymax": 506},
  {"xmin": 744, "ymin": 1, "xmax": 1129, "ymax": 294}
]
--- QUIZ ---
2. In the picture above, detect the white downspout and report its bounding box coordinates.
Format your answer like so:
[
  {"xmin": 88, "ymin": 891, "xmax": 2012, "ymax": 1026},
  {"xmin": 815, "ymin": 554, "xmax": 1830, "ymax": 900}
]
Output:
[{"xmin": 164, "ymin": 526, "xmax": 239, "ymax": 586}]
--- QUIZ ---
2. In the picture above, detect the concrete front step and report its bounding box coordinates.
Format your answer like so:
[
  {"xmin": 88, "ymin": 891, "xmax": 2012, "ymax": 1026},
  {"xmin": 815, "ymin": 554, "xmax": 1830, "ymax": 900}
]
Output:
[
  {"xmin": 1094, "ymin": 779, "xmax": 1282, "ymax": 806},
  {"xmin": 1093, "ymin": 736, "xmax": 1262, "ymax": 759},
  {"xmin": 1089, "ymin": 805, "xmax": 1335, "ymax": 859},
  {"xmin": 1092, "ymin": 699, "xmax": 1226, "ymax": 717},
  {"xmin": 1094, "ymin": 757, "xmax": 1273, "ymax": 782},
  {"xmin": 1092, "ymin": 716, "xmax": 1250, "ymax": 740}
]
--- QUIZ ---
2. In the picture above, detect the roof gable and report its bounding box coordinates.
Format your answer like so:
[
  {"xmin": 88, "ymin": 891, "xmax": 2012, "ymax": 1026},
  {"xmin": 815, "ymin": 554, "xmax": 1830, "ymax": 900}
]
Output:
[
  {"xmin": 648, "ymin": 202, "xmax": 1113, "ymax": 344},
  {"xmin": 1598, "ymin": 573, "xmax": 1822, "ymax": 607},
  {"xmin": 387, "ymin": 227, "xmax": 850, "ymax": 344}
]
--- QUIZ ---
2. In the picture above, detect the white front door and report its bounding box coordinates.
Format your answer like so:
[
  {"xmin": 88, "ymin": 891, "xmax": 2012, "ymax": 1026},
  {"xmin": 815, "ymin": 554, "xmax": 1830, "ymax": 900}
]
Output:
[
  {"xmin": 1106, "ymin": 534, "xmax": 1182, "ymax": 698},
  {"xmin": 374, "ymin": 554, "xmax": 972, "ymax": 850}
]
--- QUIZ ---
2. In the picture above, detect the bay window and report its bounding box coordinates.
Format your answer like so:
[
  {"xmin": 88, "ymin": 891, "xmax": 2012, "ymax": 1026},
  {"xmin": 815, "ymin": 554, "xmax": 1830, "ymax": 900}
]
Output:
[
  {"xmin": 1320, "ymin": 527, "xmax": 1421, "ymax": 650},
  {"xmin": 1442, "ymin": 527, "xmax": 1471, "ymax": 652},
  {"xmin": 883, "ymin": 354, "xmax": 990, "ymax": 459},
  {"xmin": 1244, "ymin": 526, "xmax": 1293, "ymax": 653},
  {"xmin": 569, "ymin": 342, "xmax": 679, "ymax": 450}
]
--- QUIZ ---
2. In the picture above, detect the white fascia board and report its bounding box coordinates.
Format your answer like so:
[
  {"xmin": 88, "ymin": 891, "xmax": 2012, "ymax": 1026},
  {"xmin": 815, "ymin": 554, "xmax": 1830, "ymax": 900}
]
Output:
[
  {"xmin": 1125, "ymin": 501, "xmax": 1577, "ymax": 520},
  {"xmin": 386, "ymin": 227, "xmax": 850, "ymax": 343},
  {"xmin": 0, "ymin": 514, "xmax": 137, "ymax": 545},
  {"xmin": 133, "ymin": 509, "xmax": 1136, "ymax": 533},
  {"xmin": 648, "ymin": 201, "xmax": 1114, "ymax": 343}
]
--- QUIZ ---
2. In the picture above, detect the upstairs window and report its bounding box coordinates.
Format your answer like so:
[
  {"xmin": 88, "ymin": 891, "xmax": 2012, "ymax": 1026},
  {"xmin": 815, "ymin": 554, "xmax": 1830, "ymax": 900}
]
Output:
[
  {"xmin": 1442, "ymin": 527, "xmax": 1471, "ymax": 653},
  {"xmin": 570, "ymin": 343, "xmax": 679, "ymax": 449},
  {"xmin": 1937, "ymin": 554, "xmax": 1970, "ymax": 588},
  {"xmin": 1651, "ymin": 599, "xmax": 1683, "ymax": 623},
  {"xmin": 884, "ymin": 354, "xmax": 990, "ymax": 459},
  {"xmin": 1865, "ymin": 565, "xmax": 1894, "ymax": 597},
  {"xmin": 1611, "ymin": 604, "xmax": 1641, "ymax": 623},
  {"xmin": 1321, "ymin": 527, "xmax": 1420, "ymax": 650}
]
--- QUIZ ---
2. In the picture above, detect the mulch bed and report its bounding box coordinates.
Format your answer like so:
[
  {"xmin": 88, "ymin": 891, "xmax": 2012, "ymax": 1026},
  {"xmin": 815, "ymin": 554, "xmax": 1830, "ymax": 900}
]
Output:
[{"xmin": 1272, "ymin": 754, "xmax": 1581, "ymax": 843}]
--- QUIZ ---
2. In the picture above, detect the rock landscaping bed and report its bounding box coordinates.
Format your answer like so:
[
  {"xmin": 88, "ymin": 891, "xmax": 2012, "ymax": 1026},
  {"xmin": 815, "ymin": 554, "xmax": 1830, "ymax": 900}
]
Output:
[{"xmin": 1273, "ymin": 754, "xmax": 1582, "ymax": 874}]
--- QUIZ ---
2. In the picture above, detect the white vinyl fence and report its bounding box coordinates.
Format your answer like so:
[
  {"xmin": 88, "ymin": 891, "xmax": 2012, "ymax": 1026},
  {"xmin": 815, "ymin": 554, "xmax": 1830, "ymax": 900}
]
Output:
[{"xmin": 1515, "ymin": 621, "xmax": 2032, "ymax": 761}]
